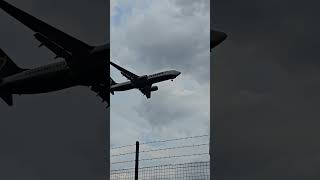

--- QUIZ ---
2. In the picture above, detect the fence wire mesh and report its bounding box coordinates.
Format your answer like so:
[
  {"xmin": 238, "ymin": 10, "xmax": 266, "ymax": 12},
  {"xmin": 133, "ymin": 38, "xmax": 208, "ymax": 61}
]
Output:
[
  {"xmin": 111, "ymin": 135, "xmax": 210, "ymax": 180},
  {"xmin": 111, "ymin": 161, "xmax": 209, "ymax": 180}
]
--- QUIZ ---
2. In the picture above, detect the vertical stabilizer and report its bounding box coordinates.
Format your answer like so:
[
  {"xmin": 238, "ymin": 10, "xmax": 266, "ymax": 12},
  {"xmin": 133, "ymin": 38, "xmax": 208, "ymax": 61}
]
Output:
[
  {"xmin": 110, "ymin": 77, "xmax": 117, "ymax": 86},
  {"xmin": 0, "ymin": 93, "xmax": 13, "ymax": 106},
  {"xmin": 110, "ymin": 77, "xmax": 117, "ymax": 95},
  {"xmin": 0, "ymin": 48, "xmax": 26, "ymax": 77},
  {"xmin": 210, "ymin": 30, "xmax": 227, "ymax": 50},
  {"xmin": 0, "ymin": 49, "xmax": 21, "ymax": 106}
]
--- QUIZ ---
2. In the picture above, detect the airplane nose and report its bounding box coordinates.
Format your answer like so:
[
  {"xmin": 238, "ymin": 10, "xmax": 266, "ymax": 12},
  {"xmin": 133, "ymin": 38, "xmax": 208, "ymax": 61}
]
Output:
[{"xmin": 211, "ymin": 30, "xmax": 227, "ymax": 49}]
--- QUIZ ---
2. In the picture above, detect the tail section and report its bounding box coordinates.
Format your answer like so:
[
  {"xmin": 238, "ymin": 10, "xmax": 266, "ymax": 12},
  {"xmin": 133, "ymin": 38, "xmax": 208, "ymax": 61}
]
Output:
[
  {"xmin": 110, "ymin": 77, "xmax": 117, "ymax": 86},
  {"xmin": 0, "ymin": 93, "xmax": 13, "ymax": 106},
  {"xmin": 0, "ymin": 48, "xmax": 26, "ymax": 77},
  {"xmin": 0, "ymin": 49, "xmax": 25, "ymax": 106},
  {"xmin": 110, "ymin": 77, "xmax": 117, "ymax": 95},
  {"xmin": 211, "ymin": 30, "xmax": 227, "ymax": 50}
]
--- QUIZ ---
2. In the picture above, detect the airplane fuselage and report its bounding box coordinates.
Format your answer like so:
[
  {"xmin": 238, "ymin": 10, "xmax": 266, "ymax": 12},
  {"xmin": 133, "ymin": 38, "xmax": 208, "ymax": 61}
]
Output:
[
  {"xmin": 111, "ymin": 70, "xmax": 180, "ymax": 92},
  {"xmin": 0, "ymin": 45, "xmax": 109, "ymax": 95},
  {"xmin": 0, "ymin": 61, "xmax": 76, "ymax": 94}
]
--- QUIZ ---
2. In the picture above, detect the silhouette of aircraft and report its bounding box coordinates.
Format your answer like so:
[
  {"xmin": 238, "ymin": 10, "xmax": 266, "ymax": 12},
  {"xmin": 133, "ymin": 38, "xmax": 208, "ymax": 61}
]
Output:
[
  {"xmin": 211, "ymin": 30, "xmax": 227, "ymax": 50},
  {"xmin": 110, "ymin": 61, "xmax": 180, "ymax": 98},
  {"xmin": 0, "ymin": 0, "xmax": 109, "ymax": 107}
]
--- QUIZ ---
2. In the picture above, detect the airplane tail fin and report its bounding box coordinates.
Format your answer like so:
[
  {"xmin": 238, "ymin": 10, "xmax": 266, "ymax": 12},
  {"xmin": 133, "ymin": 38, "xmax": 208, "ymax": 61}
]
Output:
[
  {"xmin": 0, "ymin": 93, "xmax": 13, "ymax": 106},
  {"xmin": 110, "ymin": 77, "xmax": 117, "ymax": 95},
  {"xmin": 211, "ymin": 30, "xmax": 227, "ymax": 50},
  {"xmin": 0, "ymin": 49, "xmax": 26, "ymax": 77}
]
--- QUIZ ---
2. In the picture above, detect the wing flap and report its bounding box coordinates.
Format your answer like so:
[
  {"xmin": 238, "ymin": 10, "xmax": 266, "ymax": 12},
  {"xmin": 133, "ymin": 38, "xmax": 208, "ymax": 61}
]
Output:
[
  {"xmin": 34, "ymin": 33, "xmax": 71, "ymax": 59},
  {"xmin": 121, "ymin": 71, "xmax": 135, "ymax": 81},
  {"xmin": 139, "ymin": 85, "xmax": 151, "ymax": 98}
]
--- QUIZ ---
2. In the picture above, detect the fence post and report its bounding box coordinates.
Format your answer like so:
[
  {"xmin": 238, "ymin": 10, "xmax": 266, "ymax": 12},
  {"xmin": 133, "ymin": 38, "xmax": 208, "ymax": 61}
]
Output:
[{"xmin": 135, "ymin": 141, "xmax": 139, "ymax": 180}]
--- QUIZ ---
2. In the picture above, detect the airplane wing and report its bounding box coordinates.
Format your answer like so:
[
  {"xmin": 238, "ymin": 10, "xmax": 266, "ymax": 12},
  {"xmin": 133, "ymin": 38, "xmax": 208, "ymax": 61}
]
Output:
[
  {"xmin": 136, "ymin": 85, "xmax": 151, "ymax": 98},
  {"xmin": 110, "ymin": 61, "xmax": 139, "ymax": 81},
  {"xmin": 139, "ymin": 85, "xmax": 151, "ymax": 98},
  {"xmin": 0, "ymin": 0, "xmax": 93, "ymax": 57}
]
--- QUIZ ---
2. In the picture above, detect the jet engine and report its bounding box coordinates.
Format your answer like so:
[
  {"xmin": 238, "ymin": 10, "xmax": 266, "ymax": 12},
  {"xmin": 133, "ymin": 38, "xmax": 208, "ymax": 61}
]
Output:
[{"xmin": 150, "ymin": 86, "xmax": 158, "ymax": 92}]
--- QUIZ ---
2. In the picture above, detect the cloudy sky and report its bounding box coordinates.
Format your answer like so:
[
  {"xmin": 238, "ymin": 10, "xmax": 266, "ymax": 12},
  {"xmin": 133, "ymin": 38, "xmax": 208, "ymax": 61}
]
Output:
[
  {"xmin": 0, "ymin": 0, "xmax": 108, "ymax": 179},
  {"xmin": 213, "ymin": 0, "xmax": 320, "ymax": 179},
  {"xmin": 110, "ymin": 0, "xmax": 210, "ymax": 169}
]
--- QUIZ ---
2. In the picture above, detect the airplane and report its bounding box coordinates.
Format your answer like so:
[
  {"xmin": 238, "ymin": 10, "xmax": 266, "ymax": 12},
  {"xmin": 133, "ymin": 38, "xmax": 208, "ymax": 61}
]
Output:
[
  {"xmin": 211, "ymin": 30, "xmax": 227, "ymax": 50},
  {"xmin": 0, "ymin": 0, "xmax": 109, "ymax": 107},
  {"xmin": 110, "ymin": 61, "xmax": 180, "ymax": 98}
]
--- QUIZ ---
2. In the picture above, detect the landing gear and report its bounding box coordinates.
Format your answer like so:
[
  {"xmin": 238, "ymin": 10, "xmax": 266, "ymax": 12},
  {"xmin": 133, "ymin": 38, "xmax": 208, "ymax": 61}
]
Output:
[{"xmin": 171, "ymin": 79, "xmax": 173, "ymax": 82}]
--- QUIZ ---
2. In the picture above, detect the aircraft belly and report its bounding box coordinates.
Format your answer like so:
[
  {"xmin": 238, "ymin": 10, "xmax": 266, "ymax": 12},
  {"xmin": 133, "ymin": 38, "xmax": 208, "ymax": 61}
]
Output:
[
  {"xmin": 8, "ymin": 70, "xmax": 78, "ymax": 94},
  {"xmin": 111, "ymin": 83, "xmax": 134, "ymax": 91},
  {"xmin": 149, "ymin": 76, "xmax": 169, "ymax": 84}
]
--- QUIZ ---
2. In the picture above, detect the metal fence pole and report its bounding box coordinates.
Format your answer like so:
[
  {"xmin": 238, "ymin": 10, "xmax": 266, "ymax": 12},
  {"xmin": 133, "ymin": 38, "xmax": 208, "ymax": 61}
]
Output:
[{"xmin": 135, "ymin": 141, "xmax": 139, "ymax": 180}]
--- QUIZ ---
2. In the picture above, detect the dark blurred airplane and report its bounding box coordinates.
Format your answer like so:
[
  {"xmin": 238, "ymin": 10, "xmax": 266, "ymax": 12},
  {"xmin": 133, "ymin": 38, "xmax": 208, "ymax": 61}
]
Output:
[
  {"xmin": 110, "ymin": 61, "xmax": 180, "ymax": 98},
  {"xmin": 211, "ymin": 30, "xmax": 227, "ymax": 50},
  {"xmin": 0, "ymin": 0, "xmax": 109, "ymax": 107}
]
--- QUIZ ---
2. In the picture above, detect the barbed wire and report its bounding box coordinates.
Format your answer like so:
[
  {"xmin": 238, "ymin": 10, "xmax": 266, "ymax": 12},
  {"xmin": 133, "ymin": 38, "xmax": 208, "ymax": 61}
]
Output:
[
  {"xmin": 140, "ymin": 134, "xmax": 209, "ymax": 145},
  {"xmin": 111, "ymin": 134, "xmax": 209, "ymax": 150},
  {"xmin": 111, "ymin": 143, "xmax": 209, "ymax": 157},
  {"xmin": 111, "ymin": 153, "xmax": 209, "ymax": 165}
]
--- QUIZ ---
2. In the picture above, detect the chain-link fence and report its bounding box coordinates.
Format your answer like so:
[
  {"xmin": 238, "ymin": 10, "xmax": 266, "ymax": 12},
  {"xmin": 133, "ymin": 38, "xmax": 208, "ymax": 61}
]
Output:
[{"xmin": 111, "ymin": 161, "xmax": 209, "ymax": 180}]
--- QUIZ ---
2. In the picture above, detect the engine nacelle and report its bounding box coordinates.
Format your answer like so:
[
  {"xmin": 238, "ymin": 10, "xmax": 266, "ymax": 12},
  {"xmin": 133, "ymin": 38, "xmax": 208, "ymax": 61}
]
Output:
[{"xmin": 150, "ymin": 86, "xmax": 158, "ymax": 91}]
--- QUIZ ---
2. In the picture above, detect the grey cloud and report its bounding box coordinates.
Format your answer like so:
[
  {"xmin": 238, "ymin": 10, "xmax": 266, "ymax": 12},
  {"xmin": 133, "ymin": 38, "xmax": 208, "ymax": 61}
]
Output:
[
  {"xmin": 135, "ymin": 91, "xmax": 193, "ymax": 127},
  {"xmin": 110, "ymin": 0, "xmax": 210, "ymax": 149},
  {"xmin": 112, "ymin": 0, "xmax": 210, "ymax": 83},
  {"xmin": 125, "ymin": 0, "xmax": 209, "ymax": 128},
  {"xmin": 173, "ymin": 0, "xmax": 209, "ymax": 16},
  {"xmin": 110, "ymin": 0, "xmax": 210, "ymax": 175}
]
